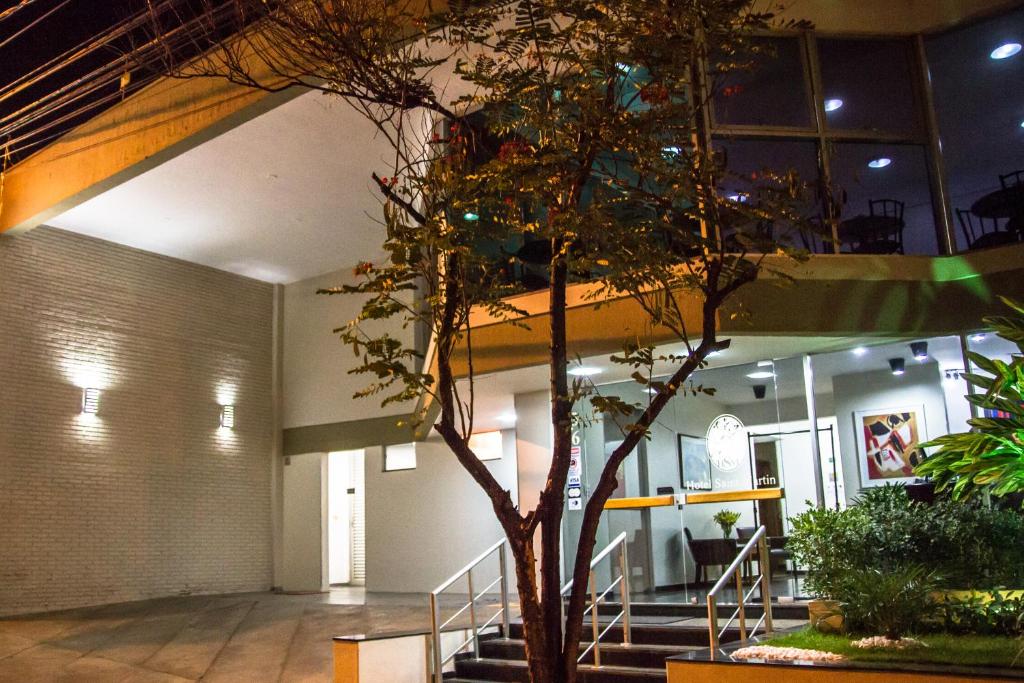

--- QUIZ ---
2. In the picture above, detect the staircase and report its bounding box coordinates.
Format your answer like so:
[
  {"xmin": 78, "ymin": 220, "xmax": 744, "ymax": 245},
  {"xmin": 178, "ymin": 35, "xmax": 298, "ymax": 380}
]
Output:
[
  {"xmin": 432, "ymin": 529, "xmax": 807, "ymax": 682},
  {"xmin": 445, "ymin": 602, "xmax": 809, "ymax": 682}
]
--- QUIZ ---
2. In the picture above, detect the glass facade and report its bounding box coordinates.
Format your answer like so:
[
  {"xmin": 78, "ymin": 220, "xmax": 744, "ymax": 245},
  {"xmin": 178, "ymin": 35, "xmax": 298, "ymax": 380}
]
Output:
[
  {"xmin": 562, "ymin": 334, "xmax": 975, "ymax": 599},
  {"xmin": 926, "ymin": 6, "xmax": 1024, "ymax": 252}
]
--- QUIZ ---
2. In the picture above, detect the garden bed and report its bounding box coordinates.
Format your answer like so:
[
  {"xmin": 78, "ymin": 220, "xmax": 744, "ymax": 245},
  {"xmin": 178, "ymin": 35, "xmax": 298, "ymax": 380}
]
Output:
[{"xmin": 767, "ymin": 629, "xmax": 1024, "ymax": 669}]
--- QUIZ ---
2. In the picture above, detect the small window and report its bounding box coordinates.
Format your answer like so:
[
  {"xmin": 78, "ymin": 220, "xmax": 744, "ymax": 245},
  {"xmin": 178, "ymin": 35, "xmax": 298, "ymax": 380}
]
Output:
[
  {"xmin": 468, "ymin": 431, "xmax": 504, "ymax": 461},
  {"xmin": 384, "ymin": 443, "xmax": 417, "ymax": 471}
]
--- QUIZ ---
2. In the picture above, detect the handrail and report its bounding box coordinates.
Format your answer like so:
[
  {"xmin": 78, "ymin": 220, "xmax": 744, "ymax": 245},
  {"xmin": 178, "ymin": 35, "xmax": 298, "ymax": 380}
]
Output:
[
  {"xmin": 706, "ymin": 525, "xmax": 774, "ymax": 653},
  {"xmin": 428, "ymin": 538, "xmax": 511, "ymax": 683},
  {"xmin": 560, "ymin": 531, "xmax": 631, "ymax": 667}
]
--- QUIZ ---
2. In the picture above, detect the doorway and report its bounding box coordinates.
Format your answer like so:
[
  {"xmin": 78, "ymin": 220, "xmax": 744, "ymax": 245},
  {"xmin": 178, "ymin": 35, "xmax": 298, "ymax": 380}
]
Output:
[{"xmin": 327, "ymin": 450, "xmax": 365, "ymax": 587}]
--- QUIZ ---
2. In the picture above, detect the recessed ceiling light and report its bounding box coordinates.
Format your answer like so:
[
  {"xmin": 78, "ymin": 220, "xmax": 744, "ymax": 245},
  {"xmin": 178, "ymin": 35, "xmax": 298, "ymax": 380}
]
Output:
[
  {"xmin": 463, "ymin": 211, "xmax": 480, "ymax": 221},
  {"xmin": 757, "ymin": 360, "xmax": 773, "ymax": 367},
  {"xmin": 852, "ymin": 346, "xmax": 868, "ymax": 356},
  {"xmin": 868, "ymin": 158, "xmax": 892, "ymax": 169},
  {"xmin": 889, "ymin": 358, "xmax": 906, "ymax": 376},
  {"xmin": 498, "ymin": 411, "xmax": 517, "ymax": 423},
  {"xmin": 970, "ymin": 333, "xmax": 987, "ymax": 342},
  {"xmin": 568, "ymin": 366, "xmax": 602, "ymax": 377},
  {"xmin": 990, "ymin": 42, "xmax": 1022, "ymax": 60},
  {"xmin": 746, "ymin": 371, "xmax": 775, "ymax": 379},
  {"xmin": 824, "ymin": 98, "xmax": 844, "ymax": 112},
  {"xmin": 910, "ymin": 341, "xmax": 928, "ymax": 361},
  {"xmin": 705, "ymin": 349, "xmax": 723, "ymax": 358}
]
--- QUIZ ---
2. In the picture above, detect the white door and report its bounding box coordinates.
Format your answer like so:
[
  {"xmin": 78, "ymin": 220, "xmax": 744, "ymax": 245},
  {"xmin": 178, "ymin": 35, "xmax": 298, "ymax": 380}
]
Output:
[{"xmin": 327, "ymin": 450, "xmax": 366, "ymax": 586}]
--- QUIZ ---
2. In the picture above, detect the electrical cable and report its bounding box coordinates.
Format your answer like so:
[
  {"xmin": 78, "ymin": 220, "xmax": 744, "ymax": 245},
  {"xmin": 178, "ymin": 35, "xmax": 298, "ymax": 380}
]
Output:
[
  {"xmin": 0, "ymin": 0, "xmax": 181, "ymax": 105},
  {"xmin": 0, "ymin": 0, "xmax": 44, "ymax": 25},
  {"xmin": 0, "ymin": 0, "xmax": 71, "ymax": 51},
  {"xmin": 1, "ymin": 0, "xmax": 240, "ymax": 160},
  {"xmin": 0, "ymin": 2, "xmax": 233, "ymax": 135}
]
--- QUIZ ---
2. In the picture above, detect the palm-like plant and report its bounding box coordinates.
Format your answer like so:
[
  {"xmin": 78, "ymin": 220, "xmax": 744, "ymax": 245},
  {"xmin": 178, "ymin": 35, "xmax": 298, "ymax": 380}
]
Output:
[{"xmin": 916, "ymin": 297, "xmax": 1024, "ymax": 500}]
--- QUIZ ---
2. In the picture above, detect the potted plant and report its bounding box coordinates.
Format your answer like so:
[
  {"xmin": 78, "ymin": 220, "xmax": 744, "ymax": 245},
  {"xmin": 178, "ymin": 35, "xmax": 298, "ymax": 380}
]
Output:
[{"xmin": 713, "ymin": 509, "xmax": 741, "ymax": 539}]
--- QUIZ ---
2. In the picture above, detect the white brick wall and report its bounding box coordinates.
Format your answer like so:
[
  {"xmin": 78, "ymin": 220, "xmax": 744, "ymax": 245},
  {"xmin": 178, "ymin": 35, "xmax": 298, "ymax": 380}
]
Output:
[{"xmin": 0, "ymin": 227, "xmax": 274, "ymax": 616}]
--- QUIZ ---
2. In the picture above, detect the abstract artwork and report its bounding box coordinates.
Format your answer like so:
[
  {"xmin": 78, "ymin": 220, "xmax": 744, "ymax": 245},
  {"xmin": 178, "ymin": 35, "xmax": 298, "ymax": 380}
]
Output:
[{"xmin": 855, "ymin": 406, "xmax": 927, "ymax": 485}]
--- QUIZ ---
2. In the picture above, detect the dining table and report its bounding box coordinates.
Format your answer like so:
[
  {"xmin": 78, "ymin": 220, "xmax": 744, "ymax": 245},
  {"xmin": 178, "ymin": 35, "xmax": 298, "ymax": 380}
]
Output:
[
  {"xmin": 971, "ymin": 185, "xmax": 1024, "ymax": 219},
  {"xmin": 837, "ymin": 215, "xmax": 903, "ymax": 249}
]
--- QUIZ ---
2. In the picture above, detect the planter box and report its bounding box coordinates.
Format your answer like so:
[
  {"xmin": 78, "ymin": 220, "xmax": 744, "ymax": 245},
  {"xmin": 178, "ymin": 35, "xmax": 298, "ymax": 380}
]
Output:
[{"xmin": 667, "ymin": 653, "xmax": 1024, "ymax": 683}]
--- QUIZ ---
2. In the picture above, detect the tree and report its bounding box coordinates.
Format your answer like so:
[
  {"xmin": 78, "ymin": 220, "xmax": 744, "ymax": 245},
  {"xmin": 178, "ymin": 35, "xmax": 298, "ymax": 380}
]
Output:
[
  {"xmin": 151, "ymin": 1, "xmax": 814, "ymax": 680},
  {"xmin": 916, "ymin": 297, "xmax": 1024, "ymax": 501}
]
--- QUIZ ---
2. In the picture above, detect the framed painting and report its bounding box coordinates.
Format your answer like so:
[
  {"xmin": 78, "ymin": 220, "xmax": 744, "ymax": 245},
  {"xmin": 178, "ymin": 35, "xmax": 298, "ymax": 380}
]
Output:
[
  {"xmin": 678, "ymin": 433, "xmax": 712, "ymax": 491},
  {"xmin": 855, "ymin": 406, "xmax": 927, "ymax": 486}
]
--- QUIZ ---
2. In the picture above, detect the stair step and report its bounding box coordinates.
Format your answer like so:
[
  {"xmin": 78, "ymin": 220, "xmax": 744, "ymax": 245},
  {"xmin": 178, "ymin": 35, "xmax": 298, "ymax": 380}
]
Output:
[
  {"xmin": 480, "ymin": 638, "xmax": 699, "ymax": 669},
  {"xmin": 596, "ymin": 601, "xmax": 810, "ymax": 621},
  {"xmin": 453, "ymin": 657, "xmax": 666, "ymax": 682},
  {"xmin": 506, "ymin": 621, "xmax": 735, "ymax": 647}
]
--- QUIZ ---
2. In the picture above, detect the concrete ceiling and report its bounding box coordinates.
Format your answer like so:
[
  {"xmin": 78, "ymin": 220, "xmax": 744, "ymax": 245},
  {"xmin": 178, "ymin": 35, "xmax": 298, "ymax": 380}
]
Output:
[{"xmin": 47, "ymin": 89, "xmax": 397, "ymax": 284}]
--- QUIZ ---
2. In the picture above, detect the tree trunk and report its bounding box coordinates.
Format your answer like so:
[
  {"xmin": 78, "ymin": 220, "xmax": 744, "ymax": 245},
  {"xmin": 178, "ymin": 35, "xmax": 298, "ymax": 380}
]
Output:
[{"xmin": 510, "ymin": 539, "xmax": 559, "ymax": 682}]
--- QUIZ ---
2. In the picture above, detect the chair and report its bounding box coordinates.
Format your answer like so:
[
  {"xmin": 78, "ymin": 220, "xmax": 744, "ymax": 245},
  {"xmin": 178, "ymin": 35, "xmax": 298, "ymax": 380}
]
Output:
[
  {"xmin": 768, "ymin": 536, "xmax": 800, "ymax": 588},
  {"xmin": 736, "ymin": 526, "xmax": 757, "ymax": 578},
  {"xmin": 684, "ymin": 528, "xmax": 736, "ymax": 585},
  {"xmin": 799, "ymin": 215, "xmax": 834, "ymax": 254},
  {"xmin": 956, "ymin": 208, "xmax": 1019, "ymax": 251},
  {"xmin": 854, "ymin": 199, "xmax": 905, "ymax": 254},
  {"xmin": 999, "ymin": 170, "xmax": 1024, "ymax": 189}
]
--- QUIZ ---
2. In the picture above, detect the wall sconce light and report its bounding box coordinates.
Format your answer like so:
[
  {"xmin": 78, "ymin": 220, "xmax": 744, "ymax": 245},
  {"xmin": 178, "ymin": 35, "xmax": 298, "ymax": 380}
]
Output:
[
  {"xmin": 220, "ymin": 405, "xmax": 235, "ymax": 429},
  {"xmin": 752, "ymin": 384, "xmax": 767, "ymax": 400},
  {"xmin": 82, "ymin": 388, "xmax": 101, "ymax": 414},
  {"xmin": 889, "ymin": 358, "xmax": 906, "ymax": 376},
  {"xmin": 910, "ymin": 341, "xmax": 928, "ymax": 361}
]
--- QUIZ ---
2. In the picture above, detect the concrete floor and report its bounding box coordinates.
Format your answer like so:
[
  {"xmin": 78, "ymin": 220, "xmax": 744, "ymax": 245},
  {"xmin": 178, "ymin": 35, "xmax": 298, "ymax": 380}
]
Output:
[{"xmin": 0, "ymin": 588, "xmax": 453, "ymax": 683}]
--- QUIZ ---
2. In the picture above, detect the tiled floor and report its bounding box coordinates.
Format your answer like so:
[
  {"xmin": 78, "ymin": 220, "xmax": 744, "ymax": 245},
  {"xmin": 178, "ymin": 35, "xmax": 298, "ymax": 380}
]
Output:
[
  {"xmin": 0, "ymin": 588, "xmax": 459, "ymax": 683},
  {"xmin": 0, "ymin": 584, "xmax": 806, "ymax": 682}
]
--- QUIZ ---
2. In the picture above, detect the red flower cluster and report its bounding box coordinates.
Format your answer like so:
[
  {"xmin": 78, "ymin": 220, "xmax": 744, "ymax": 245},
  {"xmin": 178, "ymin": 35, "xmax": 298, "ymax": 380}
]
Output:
[
  {"xmin": 640, "ymin": 84, "xmax": 670, "ymax": 104},
  {"xmin": 722, "ymin": 85, "xmax": 744, "ymax": 97},
  {"xmin": 498, "ymin": 140, "xmax": 531, "ymax": 162},
  {"xmin": 354, "ymin": 261, "xmax": 374, "ymax": 276}
]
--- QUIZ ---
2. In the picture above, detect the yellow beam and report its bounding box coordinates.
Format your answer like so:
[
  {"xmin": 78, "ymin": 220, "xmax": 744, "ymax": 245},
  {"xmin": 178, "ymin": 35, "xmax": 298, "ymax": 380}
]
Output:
[
  {"xmin": 604, "ymin": 495, "xmax": 676, "ymax": 510},
  {"xmin": 684, "ymin": 488, "xmax": 783, "ymax": 505},
  {"xmin": 603, "ymin": 488, "xmax": 784, "ymax": 510}
]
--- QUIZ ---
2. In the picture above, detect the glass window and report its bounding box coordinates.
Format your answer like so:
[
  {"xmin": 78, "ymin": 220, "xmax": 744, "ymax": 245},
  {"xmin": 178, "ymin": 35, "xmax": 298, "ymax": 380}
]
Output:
[
  {"xmin": 926, "ymin": 7, "xmax": 1024, "ymax": 252},
  {"xmin": 714, "ymin": 137, "xmax": 824, "ymax": 251},
  {"xmin": 817, "ymin": 38, "xmax": 921, "ymax": 137},
  {"xmin": 712, "ymin": 36, "xmax": 813, "ymax": 128},
  {"xmin": 829, "ymin": 142, "xmax": 939, "ymax": 255},
  {"xmin": 808, "ymin": 336, "xmax": 969, "ymax": 500},
  {"xmin": 383, "ymin": 443, "xmax": 417, "ymax": 471}
]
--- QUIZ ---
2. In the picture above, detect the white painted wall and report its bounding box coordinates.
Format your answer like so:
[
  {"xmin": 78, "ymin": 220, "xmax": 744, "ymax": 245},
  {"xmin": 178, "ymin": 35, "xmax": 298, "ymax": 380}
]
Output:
[
  {"xmin": 282, "ymin": 267, "xmax": 414, "ymax": 429},
  {"xmin": 282, "ymin": 452, "xmax": 328, "ymax": 592},
  {"xmin": 513, "ymin": 390, "xmax": 553, "ymax": 513},
  {"xmin": 832, "ymin": 362, "xmax": 950, "ymax": 503},
  {"xmin": 364, "ymin": 433, "xmax": 519, "ymax": 593}
]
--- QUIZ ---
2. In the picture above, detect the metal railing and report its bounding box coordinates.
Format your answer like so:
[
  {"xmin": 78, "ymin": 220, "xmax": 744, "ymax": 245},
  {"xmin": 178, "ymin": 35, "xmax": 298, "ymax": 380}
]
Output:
[
  {"xmin": 428, "ymin": 538, "xmax": 510, "ymax": 683},
  {"xmin": 560, "ymin": 531, "xmax": 632, "ymax": 667},
  {"xmin": 706, "ymin": 525, "xmax": 774, "ymax": 654}
]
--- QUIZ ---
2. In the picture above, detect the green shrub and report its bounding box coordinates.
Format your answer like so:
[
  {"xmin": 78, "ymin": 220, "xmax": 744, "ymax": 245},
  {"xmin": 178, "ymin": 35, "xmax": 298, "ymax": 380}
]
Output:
[
  {"xmin": 787, "ymin": 484, "xmax": 1024, "ymax": 595},
  {"xmin": 939, "ymin": 593, "xmax": 1024, "ymax": 637},
  {"xmin": 834, "ymin": 564, "xmax": 940, "ymax": 639}
]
